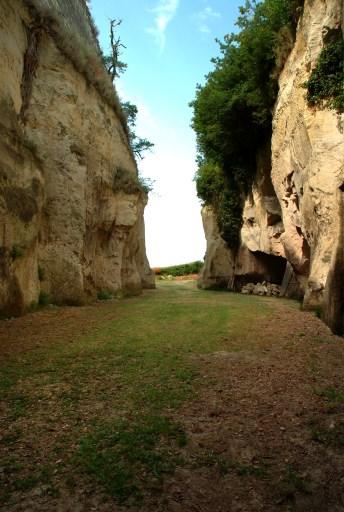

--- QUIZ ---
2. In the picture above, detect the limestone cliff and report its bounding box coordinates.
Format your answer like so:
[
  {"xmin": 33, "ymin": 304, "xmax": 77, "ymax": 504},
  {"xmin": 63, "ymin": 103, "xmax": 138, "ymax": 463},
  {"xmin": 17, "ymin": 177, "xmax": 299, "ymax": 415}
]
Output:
[
  {"xmin": 0, "ymin": 0, "xmax": 154, "ymax": 316},
  {"xmin": 199, "ymin": 0, "xmax": 344, "ymax": 333},
  {"xmin": 272, "ymin": 0, "xmax": 343, "ymax": 320}
]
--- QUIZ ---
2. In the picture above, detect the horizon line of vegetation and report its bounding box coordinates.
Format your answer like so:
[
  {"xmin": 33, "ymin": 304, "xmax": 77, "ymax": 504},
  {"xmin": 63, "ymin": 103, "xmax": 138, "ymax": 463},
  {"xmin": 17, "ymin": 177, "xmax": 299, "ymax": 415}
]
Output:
[{"xmin": 153, "ymin": 261, "xmax": 203, "ymax": 277}]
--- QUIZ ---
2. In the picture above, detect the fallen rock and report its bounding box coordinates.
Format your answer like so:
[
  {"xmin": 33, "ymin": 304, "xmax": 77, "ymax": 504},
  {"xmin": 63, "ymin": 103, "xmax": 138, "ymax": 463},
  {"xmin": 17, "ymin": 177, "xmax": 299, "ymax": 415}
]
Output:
[{"xmin": 241, "ymin": 282, "xmax": 281, "ymax": 297}]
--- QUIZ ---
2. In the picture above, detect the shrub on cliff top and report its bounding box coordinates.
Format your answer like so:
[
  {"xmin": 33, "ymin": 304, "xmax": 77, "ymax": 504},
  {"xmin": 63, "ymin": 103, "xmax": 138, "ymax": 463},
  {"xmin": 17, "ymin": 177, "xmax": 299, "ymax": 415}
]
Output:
[
  {"xmin": 190, "ymin": 0, "xmax": 303, "ymax": 248},
  {"xmin": 113, "ymin": 167, "xmax": 153, "ymax": 195}
]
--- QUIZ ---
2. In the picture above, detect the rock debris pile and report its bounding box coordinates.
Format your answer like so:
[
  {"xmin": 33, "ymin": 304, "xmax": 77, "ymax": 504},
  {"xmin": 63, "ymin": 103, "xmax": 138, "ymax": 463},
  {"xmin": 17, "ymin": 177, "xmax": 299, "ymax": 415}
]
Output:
[{"xmin": 241, "ymin": 282, "xmax": 281, "ymax": 297}]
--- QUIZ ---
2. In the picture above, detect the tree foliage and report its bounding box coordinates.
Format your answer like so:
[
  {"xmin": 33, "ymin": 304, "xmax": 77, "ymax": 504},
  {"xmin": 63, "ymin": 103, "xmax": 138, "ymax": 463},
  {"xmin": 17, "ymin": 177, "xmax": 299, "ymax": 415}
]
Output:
[
  {"xmin": 191, "ymin": 0, "xmax": 303, "ymax": 247},
  {"xmin": 103, "ymin": 19, "xmax": 127, "ymax": 81},
  {"xmin": 103, "ymin": 20, "xmax": 154, "ymax": 164},
  {"xmin": 305, "ymin": 36, "xmax": 344, "ymax": 113},
  {"xmin": 121, "ymin": 101, "xmax": 154, "ymax": 160}
]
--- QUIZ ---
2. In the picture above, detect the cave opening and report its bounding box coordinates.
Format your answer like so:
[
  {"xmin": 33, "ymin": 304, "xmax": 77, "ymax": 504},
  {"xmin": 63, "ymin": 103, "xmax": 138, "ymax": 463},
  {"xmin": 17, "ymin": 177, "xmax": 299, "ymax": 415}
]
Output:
[{"xmin": 234, "ymin": 251, "xmax": 287, "ymax": 291}]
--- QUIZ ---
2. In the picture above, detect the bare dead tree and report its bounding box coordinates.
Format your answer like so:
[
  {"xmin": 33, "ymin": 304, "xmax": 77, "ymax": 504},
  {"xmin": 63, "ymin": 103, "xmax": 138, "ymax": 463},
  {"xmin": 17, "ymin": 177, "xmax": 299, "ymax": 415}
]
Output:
[{"xmin": 103, "ymin": 19, "xmax": 127, "ymax": 81}]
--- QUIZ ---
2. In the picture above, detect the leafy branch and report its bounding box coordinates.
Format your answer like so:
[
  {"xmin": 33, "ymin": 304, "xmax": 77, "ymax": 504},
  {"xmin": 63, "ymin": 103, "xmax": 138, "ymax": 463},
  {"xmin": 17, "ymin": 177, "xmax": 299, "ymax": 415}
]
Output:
[
  {"xmin": 103, "ymin": 20, "xmax": 154, "ymax": 163},
  {"xmin": 103, "ymin": 19, "xmax": 127, "ymax": 81}
]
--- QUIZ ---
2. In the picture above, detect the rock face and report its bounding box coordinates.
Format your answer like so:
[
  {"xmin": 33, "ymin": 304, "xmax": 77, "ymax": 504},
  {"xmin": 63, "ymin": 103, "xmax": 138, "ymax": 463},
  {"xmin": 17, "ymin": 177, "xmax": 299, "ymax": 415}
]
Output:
[
  {"xmin": 0, "ymin": 0, "xmax": 154, "ymax": 316},
  {"xmin": 201, "ymin": 151, "xmax": 288, "ymax": 292},
  {"xmin": 200, "ymin": 0, "xmax": 344, "ymax": 333},
  {"xmin": 199, "ymin": 206, "xmax": 235, "ymax": 289},
  {"xmin": 272, "ymin": 0, "xmax": 344, "ymax": 314}
]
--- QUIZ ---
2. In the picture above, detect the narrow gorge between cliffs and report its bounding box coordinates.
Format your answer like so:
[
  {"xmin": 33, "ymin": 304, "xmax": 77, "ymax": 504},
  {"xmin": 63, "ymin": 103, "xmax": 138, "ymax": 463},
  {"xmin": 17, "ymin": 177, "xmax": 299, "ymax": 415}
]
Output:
[{"xmin": 0, "ymin": 0, "xmax": 344, "ymax": 511}]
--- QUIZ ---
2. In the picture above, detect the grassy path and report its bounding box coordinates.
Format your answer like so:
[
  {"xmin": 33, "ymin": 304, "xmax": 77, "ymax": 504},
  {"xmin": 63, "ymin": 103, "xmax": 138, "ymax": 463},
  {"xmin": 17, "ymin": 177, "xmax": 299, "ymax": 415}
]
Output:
[{"xmin": 1, "ymin": 281, "xmax": 344, "ymax": 511}]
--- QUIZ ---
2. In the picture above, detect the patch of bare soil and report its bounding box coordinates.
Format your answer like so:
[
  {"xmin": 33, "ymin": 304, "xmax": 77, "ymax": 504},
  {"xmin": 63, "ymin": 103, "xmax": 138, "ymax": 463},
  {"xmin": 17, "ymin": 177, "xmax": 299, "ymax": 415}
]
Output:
[
  {"xmin": 156, "ymin": 305, "xmax": 344, "ymax": 512},
  {"xmin": 0, "ymin": 300, "xmax": 131, "ymax": 360}
]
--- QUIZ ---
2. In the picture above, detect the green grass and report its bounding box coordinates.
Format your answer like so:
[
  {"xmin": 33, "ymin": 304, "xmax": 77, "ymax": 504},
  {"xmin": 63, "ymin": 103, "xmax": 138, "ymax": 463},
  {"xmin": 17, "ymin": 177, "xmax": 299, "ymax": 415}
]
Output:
[
  {"xmin": 8, "ymin": 394, "xmax": 30, "ymax": 420},
  {"xmin": 305, "ymin": 38, "xmax": 344, "ymax": 113},
  {"xmin": 0, "ymin": 281, "xmax": 271, "ymax": 504},
  {"xmin": 10, "ymin": 245, "xmax": 24, "ymax": 260},
  {"xmin": 75, "ymin": 415, "xmax": 186, "ymax": 503}
]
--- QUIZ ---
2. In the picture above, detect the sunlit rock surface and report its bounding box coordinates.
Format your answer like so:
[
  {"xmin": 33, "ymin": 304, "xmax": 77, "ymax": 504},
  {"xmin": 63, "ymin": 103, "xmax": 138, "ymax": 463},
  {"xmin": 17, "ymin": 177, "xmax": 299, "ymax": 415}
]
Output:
[
  {"xmin": 199, "ymin": 0, "xmax": 344, "ymax": 333},
  {"xmin": 0, "ymin": 0, "xmax": 154, "ymax": 316}
]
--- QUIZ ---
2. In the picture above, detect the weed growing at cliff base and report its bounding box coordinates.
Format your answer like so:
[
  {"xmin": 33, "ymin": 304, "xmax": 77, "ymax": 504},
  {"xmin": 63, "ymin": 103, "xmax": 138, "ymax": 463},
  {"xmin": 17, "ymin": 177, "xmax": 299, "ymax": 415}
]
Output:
[
  {"xmin": 10, "ymin": 245, "xmax": 24, "ymax": 260},
  {"xmin": 97, "ymin": 290, "xmax": 113, "ymax": 301}
]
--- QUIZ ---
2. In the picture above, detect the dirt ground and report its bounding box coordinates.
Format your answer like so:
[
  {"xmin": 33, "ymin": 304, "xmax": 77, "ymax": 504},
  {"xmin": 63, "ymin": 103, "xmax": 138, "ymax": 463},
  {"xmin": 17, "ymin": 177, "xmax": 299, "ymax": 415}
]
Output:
[
  {"xmin": 165, "ymin": 306, "xmax": 344, "ymax": 512},
  {"xmin": 1, "ymin": 282, "xmax": 344, "ymax": 512}
]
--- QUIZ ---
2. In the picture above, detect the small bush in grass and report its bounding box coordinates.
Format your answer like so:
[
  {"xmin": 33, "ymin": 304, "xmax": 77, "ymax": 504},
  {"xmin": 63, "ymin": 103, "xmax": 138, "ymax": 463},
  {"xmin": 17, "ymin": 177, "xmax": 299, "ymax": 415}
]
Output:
[
  {"xmin": 311, "ymin": 422, "xmax": 344, "ymax": 448},
  {"xmin": 314, "ymin": 306, "xmax": 322, "ymax": 319},
  {"xmin": 314, "ymin": 386, "xmax": 344, "ymax": 403}
]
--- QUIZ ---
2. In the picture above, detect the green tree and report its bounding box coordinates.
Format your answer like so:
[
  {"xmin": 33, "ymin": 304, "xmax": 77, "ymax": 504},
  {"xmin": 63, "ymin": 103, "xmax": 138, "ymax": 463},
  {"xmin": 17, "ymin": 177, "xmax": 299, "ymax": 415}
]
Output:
[
  {"xmin": 304, "ymin": 36, "xmax": 344, "ymax": 113},
  {"xmin": 121, "ymin": 101, "xmax": 154, "ymax": 160},
  {"xmin": 103, "ymin": 20, "xmax": 154, "ymax": 162},
  {"xmin": 103, "ymin": 19, "xmax": 127, "ymax": 81},
  {"xmin": 190, "ymin": 0, "xmax": 303, "ymax": 247}
]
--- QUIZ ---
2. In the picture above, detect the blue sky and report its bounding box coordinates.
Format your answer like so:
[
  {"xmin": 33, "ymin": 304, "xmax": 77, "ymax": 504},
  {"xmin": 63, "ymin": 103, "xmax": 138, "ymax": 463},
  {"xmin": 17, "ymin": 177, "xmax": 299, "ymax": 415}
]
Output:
[{"xmin": 90, "ymin": 0, "xmax": 244, "ymax": 267}]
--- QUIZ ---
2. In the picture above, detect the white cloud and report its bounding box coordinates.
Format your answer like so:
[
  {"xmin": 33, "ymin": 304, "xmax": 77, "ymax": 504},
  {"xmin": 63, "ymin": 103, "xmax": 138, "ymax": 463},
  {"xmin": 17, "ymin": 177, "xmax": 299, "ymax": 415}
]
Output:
[
  {"xmin": 146, "ymin": 0, "xmax": 180, "ymax": 51},
  {"xmin": 196, "ymin": 5, "xmax": 220, "ymax": 35}
]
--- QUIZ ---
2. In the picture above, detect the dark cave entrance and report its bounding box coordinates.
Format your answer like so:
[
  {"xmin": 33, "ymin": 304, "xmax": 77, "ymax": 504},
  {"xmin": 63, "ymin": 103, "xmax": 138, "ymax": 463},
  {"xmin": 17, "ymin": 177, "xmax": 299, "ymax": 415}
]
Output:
[{"xmin": 233, "ymin": 251, "xmax": 287, "ymax": 291}]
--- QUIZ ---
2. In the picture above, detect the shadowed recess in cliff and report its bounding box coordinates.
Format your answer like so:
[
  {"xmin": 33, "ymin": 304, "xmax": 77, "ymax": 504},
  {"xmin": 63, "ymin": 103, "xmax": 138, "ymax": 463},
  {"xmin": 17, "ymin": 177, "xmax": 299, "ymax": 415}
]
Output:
[
  {"xmin": 20, "ymin": 23, "xmax": 44, "ymax": 120},
  {"xmin": 233, "ymin": 251, "xmax": 287, "ymax": 291},
  {"xmin": 323, "ymin": 187, "xmax": 344, "ymax": 335}
]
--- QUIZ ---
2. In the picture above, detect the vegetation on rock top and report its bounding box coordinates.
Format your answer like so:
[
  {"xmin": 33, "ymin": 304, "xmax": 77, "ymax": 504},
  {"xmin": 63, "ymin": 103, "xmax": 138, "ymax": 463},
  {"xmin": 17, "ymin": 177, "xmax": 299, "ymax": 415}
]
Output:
[{"xmin": 102, "ymin": 20, "xmax": 155, "ymax": 167}]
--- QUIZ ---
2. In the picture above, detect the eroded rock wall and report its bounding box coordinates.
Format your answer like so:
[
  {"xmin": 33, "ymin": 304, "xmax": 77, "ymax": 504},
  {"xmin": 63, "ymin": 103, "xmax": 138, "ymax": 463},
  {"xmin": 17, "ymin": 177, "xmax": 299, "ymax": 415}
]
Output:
[
  {"xmin": 201, "ymin": 147, "xmax": 288, "ymax": 291},
  {"xmin": 199, "ymin": 206, "xmax": 235, "ymax": 289},
  {"xmin": 0, "ymin": 0, "xmax": 154, "ymax": 316},
  {"xmin": 200, "ymin": 0, "xmax": 344, "ymax": 333},
  {"xmin": 272, "ymin": 0, "xmax": 344, "ymax": 312}
]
